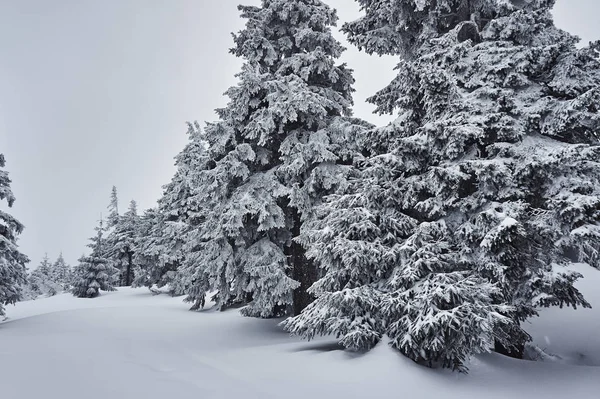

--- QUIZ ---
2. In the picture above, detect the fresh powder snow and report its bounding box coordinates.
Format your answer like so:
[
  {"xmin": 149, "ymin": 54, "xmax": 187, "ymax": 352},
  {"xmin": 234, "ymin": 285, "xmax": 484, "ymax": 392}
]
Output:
[{"xmin": 1, "ymin": 264, "xmax": 599, "ymax": 399}]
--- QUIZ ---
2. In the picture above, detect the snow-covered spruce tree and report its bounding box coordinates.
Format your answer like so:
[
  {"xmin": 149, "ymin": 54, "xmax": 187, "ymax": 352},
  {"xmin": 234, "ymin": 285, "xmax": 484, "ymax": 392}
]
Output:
[
  {"xmin": 37, "ymin": 253, "xmax": 52, "ymax": 276},
  {"xmin": 106, "ymin": 185, "xmax": 120, "ymax": 228},
  {"xmin": 0, "ymin": 154, "xmax": 28, "ymax": 316},
  {"xmin": 183, "ymin": 0, "xmax": 366, "ymax": 317},
  {"xmin": 28, "ymin": 254, "xmax": 62, "ymax": 297},
  {"xmin": 134, "ymin": 208, "xmax": 188, "ymax": 295},
  {"xmin": 285, "ymin": 0, "xmax": 599, "ymax": 369},
  {"xmin": 20, "ymin": 272, "xmax": 40, "ymax": 301},
  {"xmin": 134, "ymin": 208, "xmax": 165, "ymax": 291},
  {"xmin": 157, "ymin": 122, "xmax": 213, "ymax": 310},
  {"xmin": 72, "ymin": 218, "xmax": 118, "ymax": 298},
  {"xmin": 109, "ymin": 200, "xmax": 139, "ymax": 286},
  {"xmin": 104, "ymin": 186, "xmax": 125, "ymax": 285},
  {"xmin": 136, "ymin": 122, "xmax": 210, "ymax": 304},
  {"xmin": 51, "ymin": 252, "xmax": 72, "ymax": 290}
]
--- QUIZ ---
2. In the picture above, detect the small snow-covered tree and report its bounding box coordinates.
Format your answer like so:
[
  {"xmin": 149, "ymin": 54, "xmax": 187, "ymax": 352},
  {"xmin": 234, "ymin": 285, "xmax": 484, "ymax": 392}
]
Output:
[
  {"xmin": 106, "ymin": 185, "xmax": 119, "ymax": 228},
  {"xmin": 51, "ymin": 253, "xmax": 71, "ymax": 290},
  {"xmin": 282, "ymin": 171, "xmax": 398, "ymax": 349},
  {"xmin": 285, "ymin": 0, "xmax": 599, "ymax": 369},
  {"xmin": 182, "ymin": 0, "xmax": 367, "ymax": 317},
  {"xmin": 0, "ymin": 154, "xmax": 28, "ymax": 316},
  {"xmin": 72, "ymin": 218, "xmax": 118, "ymax": 298},
  {"xmin": 28, "ymin": 254, "xmax": 62, "ymax": 297},
  {"xmin": 37, "ymin": 253, "xmax": 52, "ymax": 276}
]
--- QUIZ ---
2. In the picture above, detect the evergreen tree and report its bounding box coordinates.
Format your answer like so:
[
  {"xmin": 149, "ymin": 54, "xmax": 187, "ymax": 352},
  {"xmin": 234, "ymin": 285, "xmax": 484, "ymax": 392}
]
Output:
[
  {"xmin": 284, "ymin": 0, "xmax": 598, "ymax": 369},
  {"xmin": 167, "ymin": 122, "xmax": 223, "ymax": 310},
  {"xmin": 103, "ymin": 186, "xmax": 125, "ymax": 284},
  {"xmin": 110, "ymin": 200, "xmax": 139, "ymax": 286},
  {"xmin": 106, "ymin": 186, "xmax": 120, "ymax": 228},
  {"xmin": 72, "ymin": 218, "xmax": 118, "ymax": 298},
  {"xmin": 133, "ymin": 208, "xmax": 187, "ymax": 295},
  {"xmin": 51, "ymin": 253, "xmax": 72, "ymax": 290},
  {"xmin": 38, "ymin": 253, "xmax": 52, "ymax": 276},
  {"xmin": 181, "ymin": 0, "xmax": 367, "ymax": 317},
  {"xmin": 28, "ymin": 254, "xmax": 61, "ymax": 297},
  {"xmin": 21, "ymin": 271, "xmax": 41, "ymax": 301},
  {"xmin": 136, "ymin": 123, "xmax": 208, "ymax": 302},
  {"xmin": 0, "ymin": 154, "xmax": 28, "ymax": 316}
]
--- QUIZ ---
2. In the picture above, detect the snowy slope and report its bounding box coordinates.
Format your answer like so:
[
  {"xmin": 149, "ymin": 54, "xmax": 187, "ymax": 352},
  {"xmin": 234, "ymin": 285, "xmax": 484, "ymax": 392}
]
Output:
[{"xmin": 1, "ymin": 267, "xmax": 599, "ymax": 399}]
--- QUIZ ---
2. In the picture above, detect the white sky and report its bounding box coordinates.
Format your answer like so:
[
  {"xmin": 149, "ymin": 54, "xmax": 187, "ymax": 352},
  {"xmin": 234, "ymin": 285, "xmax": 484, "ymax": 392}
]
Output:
[{"xmin": 0, "ymin": 0, "xmax": 598, "ymax": 268}]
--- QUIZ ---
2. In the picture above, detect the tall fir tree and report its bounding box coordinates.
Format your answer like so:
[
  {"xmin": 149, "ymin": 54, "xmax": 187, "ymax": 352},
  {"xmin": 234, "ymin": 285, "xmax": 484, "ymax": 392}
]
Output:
[
  {"xmin": 110, "ymin": 200, "xmax": 139, "ymax": 286},
  {"xmin": 167, "ymin": 123, "xmax": 210, "ymax": 306},
  {"xmin": 0, "ymin": 154, "xmax": 28, "ymax": 316},
  {"xmin": 103, "ymin": 186, "xmax": 126, "ymax": 285},
  {"xmin": 180, "ymin": 0, "xmax": 368, "ymax": 317},
  {"xmin": 72, "ymin": 218, "xmax": 118, "ymax": 298},
  {"xmin": 284, "ymin": 0, "xmax": 599, "ymax": 370},
  {"xmin": 136, "ymin": 123, "xmax": 208, "ymax": 302}
]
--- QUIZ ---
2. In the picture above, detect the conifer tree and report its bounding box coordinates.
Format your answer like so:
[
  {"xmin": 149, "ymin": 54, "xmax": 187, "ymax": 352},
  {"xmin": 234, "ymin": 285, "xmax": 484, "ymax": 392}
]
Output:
[
  {"xmin": 72, "ymin": 218, "xmax": 118, "ymax": 298},
  {"xmin": 106, "ymin": 186, "xmax": 120, "ymax": 228},
  {"xmin": 52, "ymin": 253, "xmax": 72, "ymax": 290},
  {"xmin": 137, "ymin": 123, "xmax": 208, "ymax": 302},
  {"xmin": 37, "ymin": 253, "xmax": 52, "ymax": 276},
  {"xmin": 22, "ymin": 270, "xmax": 41, "ymax": 300},
  {"xmin": 104, "ymin": 186, "xmax": 125, "ymax": 285},
  {"xmin": 284, "ymin": 0, "xmax": 599, "ymax": 369},
  {"xmin": 29, "ymin": 254, "xmax": 61, "ymax": 297},
  {"xmin": 0, "ymin": 154, "xmax": 28, "ymax": 316},
  {"xmin": 110, "ymin": 200, "xmax": 139, "ymax": 286},
  {"xmin": 133, "ymin": 208, "xmax": 187, "ymax": 295},
  {"xmin": 182, "ymin": 0, "xmax": 367, "ymax": 317}
]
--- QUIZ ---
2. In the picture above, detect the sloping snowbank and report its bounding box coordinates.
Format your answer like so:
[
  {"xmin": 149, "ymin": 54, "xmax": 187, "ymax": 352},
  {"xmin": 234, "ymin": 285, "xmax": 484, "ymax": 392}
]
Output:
[
  {"xmin": 1, "ymin": 266, "xmax": 599, "ymax": 399},
  {"xmin": 526, "ymin": 264, "xmax": 600, "ymax": 367}
]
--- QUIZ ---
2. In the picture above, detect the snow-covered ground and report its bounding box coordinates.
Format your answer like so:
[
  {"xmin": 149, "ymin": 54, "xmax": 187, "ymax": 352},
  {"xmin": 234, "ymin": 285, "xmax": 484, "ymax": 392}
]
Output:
[{"xmin": 1, "ymin": 264, "xmax": 599, "ymax": 399}]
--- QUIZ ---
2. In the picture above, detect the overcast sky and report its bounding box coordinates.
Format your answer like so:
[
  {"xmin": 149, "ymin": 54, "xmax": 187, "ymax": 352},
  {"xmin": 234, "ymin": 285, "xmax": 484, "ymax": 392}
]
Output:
[{"xmin": 1, "ymin": 0, "xmax": 598, "ymax": 269}]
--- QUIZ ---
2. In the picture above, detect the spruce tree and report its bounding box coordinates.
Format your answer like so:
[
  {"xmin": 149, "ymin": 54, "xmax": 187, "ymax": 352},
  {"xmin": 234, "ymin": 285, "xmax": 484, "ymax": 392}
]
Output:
[
  {"xmin": 133, "ymin": 208, "xmax": 187, "ymax": 295},
  {"xmin": 110, "ymin": 200, "xmax": 139, "ymax": 286},
  {"xmin": 137, "ymin": 122, "xmax": 209, "ymax": 304},
  {"xmin": 72, "ymin": 218, "xmax": 118, "ymax": 298},
  {"xmin": 29, "ymin": 254, "xmax": 61, "ymax": 297},
  {"xmin": 37, "ymin": 253, "xmax": 52, "ymax": 276},
  {"xmin": 52, "ymin": 253, "xmax": 72, "ymax": 290},
  {"xmin": 104, "ymin": 186, "xmax": 125, "ymax": 285},
  {"xmin": 0, "ymin": 154, "xmax": 28, "ymax": 316},
  {"xmin": 182, "ymin": 0, "xmax": 366, "ymax": 317},
  {"xmin": 106, "ymin": 186, "xmax": 120, "ymax": 228},
  {"xmin": 284, "ymin": 0, "xmax": 599, "ymax": 369}
]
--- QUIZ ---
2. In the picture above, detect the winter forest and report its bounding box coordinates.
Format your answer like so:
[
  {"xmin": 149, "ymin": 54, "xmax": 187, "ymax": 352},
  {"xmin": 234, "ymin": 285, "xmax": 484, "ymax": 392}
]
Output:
[{"xmin": 1, "ymin": 0, "xmax": 600, "ymax": 397}]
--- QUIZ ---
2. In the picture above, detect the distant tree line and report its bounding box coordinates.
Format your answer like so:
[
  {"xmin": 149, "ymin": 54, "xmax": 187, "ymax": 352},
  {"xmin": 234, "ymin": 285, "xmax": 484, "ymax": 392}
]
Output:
[{"xmin": 23, "ymin": 253, "xmax": 72, "ymax": 299}]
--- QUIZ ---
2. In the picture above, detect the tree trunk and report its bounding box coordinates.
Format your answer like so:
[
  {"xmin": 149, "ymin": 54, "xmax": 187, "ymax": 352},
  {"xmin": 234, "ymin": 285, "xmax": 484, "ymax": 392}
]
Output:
[
  {"xmin": 125, "ymin": 252, "xmax": 133, "ymax": 286},
  {"xmin": 494, "ymin": 319, "xmax": 528, "ymax": 359},
  {"xmin": 289, "ymin": 208, "xmax": 318, "ymax": 316},
  {"xmin": 494, "ymin": 340, "xmax": 525, "ymax": 359}
]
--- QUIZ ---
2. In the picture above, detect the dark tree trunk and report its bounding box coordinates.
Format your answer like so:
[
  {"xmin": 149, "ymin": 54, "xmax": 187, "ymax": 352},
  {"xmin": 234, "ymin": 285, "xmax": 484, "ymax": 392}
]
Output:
[
  {"xmin": 494, "ymin": 319, "xmax": 529, "ymax": 359},
  {"xmin": 125, "ymin": 251, "xmax": 133, "ymax": 286},
  {"xmin": 494, "ymin": 340, "xmax": 525, "ymax": 360},
  {"xmin": 289, "ymin": 208, "xmax": 318, "ymax": 316}
]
